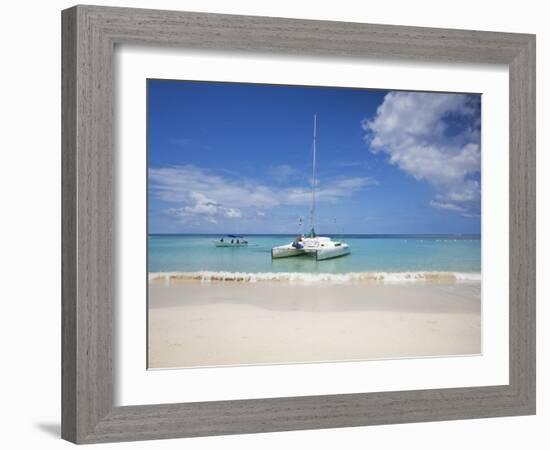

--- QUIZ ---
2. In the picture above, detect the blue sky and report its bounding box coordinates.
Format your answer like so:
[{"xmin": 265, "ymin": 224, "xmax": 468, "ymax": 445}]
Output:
[{"xmin": 147, "ymin": 79, "xmax": 481, "ymax": 235}]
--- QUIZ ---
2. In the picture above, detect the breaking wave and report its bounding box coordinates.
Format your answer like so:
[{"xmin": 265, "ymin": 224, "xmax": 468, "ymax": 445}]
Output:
[{"xmin": 149, "ymin": 271, "xmax": 481, "ymax": 284}]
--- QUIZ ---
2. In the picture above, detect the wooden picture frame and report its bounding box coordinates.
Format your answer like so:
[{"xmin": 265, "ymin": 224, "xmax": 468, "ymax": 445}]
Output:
[{"xmin": 62, "ymin": 5, "xmax": 536, "ymax": 444}]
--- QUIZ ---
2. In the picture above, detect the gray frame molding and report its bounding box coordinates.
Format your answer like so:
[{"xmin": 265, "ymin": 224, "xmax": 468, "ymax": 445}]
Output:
[{"xmin": 62, "ymin": 5, "xmax": 536, "ymax": 444}]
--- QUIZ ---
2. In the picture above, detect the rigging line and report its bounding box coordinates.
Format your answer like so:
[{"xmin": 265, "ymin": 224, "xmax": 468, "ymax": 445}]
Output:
[{"xmin": 310, "ymin": 114, "xmax": 317, "ymax": 234}]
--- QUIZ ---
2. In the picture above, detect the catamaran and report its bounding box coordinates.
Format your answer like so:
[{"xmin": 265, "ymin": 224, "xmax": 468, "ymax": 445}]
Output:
[
  {"xmin": 214, "ymin": 235, "xmax": 248, "ymax": 247},
  {"xmin": 271, "ymin": 115, "xmax": 350, "ymax": 261}
]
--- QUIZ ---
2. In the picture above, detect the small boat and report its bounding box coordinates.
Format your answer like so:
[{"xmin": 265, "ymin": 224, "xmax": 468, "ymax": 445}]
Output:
[
  {"xmin": 214, "ymin": 235, "xmax": 248, "ymax": 247},
  {"xmin": 271, "ymin": 115, "xmax": 350, "ymax": 261}
]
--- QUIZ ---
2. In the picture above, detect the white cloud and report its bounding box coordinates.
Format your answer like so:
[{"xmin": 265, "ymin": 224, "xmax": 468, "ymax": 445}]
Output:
[
  {"xmin": 149, "ymin": 165, "xmax": 376, "ymax": 225},
  {"xmin": 334, "ymin": 177, "xmax": 378, "ymax": 191},
  {"xmin": 429, "ymin": 200, "xmax": 465, "ymax": 213},
  {"xmin": 166, "ymin": 191, "xmax": 243, "ymax": 224},
  {"xmin": 268, "ymin": 164, "xmax": 298, "ymax": 182},
  {"xmin": 280, "ymin": 176, "xmax": 377, "ymax": 205},
  {"xmin": 149, "ymin": 166, "xmax": 280, "ymax": 209},
  {"xmin": 363, "ymin": 91, "xmax": 481, "ymax": 216},
  {"xmin": 224, "ymin": 208, "xmax": 242, "ymax": 218}
]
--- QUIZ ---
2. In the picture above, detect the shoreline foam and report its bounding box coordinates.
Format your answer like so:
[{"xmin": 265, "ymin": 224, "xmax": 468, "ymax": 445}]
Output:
[{"xmin": 148, "ymin": 270, "xmax": 481, "ymax": 284}]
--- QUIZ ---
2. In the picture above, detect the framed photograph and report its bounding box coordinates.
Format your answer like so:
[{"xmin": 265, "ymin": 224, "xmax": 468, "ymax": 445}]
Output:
[{"xmin": 62, "ymin": 5, "xmax": 536, "ymax": 444}]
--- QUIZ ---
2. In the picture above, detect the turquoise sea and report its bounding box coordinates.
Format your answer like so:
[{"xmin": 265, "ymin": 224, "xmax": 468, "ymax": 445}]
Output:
[{"xmin": 148, "ymin": 234, "xmax": 481, "ymax": 279}]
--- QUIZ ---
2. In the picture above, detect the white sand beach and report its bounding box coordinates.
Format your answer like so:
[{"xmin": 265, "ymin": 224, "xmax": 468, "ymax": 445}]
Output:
[{"xmin": 148, "ymin": 279, "xmax": 481, "ymax": 369}]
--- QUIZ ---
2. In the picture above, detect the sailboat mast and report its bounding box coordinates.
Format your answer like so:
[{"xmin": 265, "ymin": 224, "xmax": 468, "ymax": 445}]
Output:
[{"xmin": 310, "ymin": 114, "xmax": 317, "ymax": 235}]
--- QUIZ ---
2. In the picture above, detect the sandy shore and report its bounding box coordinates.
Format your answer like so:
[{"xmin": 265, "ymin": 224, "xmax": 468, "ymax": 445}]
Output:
[{"xmin": 148, "ymin": 280, "xmax": 481, "ymax": 369}]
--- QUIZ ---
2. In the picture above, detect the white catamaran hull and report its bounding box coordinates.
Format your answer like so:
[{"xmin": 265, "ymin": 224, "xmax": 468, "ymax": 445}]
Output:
[
  {"xmin": 271, "ymin": 244, "xmax": 305, "ymax": 258},
  {"xmin": 315, "ymin": 243, "xmax": 350, "ymax": 260},
  {"xmin": 271, "ymin": 240, "xmax": 350, "ymax": 260}
]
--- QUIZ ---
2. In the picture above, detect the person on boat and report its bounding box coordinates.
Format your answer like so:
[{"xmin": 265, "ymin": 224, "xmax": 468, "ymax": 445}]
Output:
[
  {"xmin": 231, "ymin": 239, "xmax": 234, "ymax": 244},
  {"xmin": 220, "ymin": 238, "xmax": 224, "ymax": 243},
  {"xmin": 236, "ymin": 239, "xmax": 240, "ymax": 244},
  {"xmin": 292, "ymin": 235, "xmax": 304, "ymax": 249}
]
